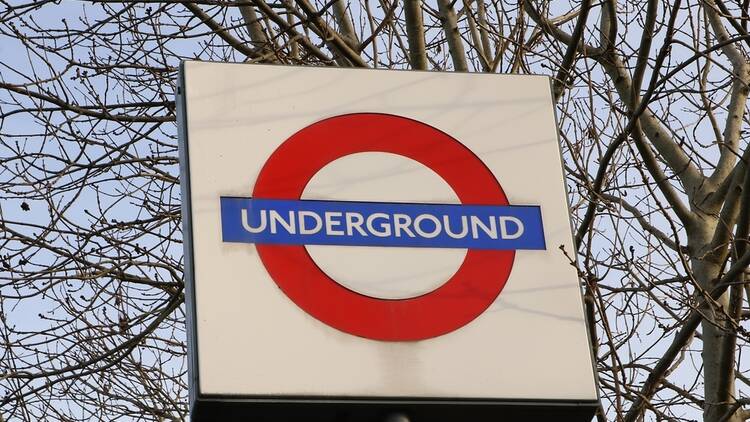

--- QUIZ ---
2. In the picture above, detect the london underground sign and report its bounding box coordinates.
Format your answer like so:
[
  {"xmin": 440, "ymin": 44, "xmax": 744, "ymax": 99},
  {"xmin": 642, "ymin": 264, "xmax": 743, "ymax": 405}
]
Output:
[
  {"xmin": 179, "ymin": 62, "xmax": 599, "ymax": 421},
  {"xmin": 220, "ymin": 113, "xmax": 544, "ymax": 341}
]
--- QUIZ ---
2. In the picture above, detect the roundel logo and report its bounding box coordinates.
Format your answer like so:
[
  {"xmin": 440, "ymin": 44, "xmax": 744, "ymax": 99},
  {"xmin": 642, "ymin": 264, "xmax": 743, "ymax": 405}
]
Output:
[{"xmin": 220, "ymin": 113, "xmax": 545, "ymax": 341}]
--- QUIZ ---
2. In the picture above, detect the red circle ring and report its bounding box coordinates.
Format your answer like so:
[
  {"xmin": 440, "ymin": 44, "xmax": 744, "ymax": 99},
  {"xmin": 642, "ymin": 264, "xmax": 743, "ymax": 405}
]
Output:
[{"xmin": 253, "ymin": 113, "xmax": 515, "ymax": 341}]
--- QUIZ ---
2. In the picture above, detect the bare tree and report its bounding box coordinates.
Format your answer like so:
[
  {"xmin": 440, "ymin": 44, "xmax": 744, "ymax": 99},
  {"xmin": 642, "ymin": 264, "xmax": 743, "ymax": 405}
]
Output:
[{"xmin": 1, "ymin": 1, "xmax": 750, "ymax": 421}]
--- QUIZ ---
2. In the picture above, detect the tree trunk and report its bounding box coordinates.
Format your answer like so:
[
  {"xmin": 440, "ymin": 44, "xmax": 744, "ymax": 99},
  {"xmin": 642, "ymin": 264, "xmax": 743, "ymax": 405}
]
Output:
[{"xmin": 690, "ymin": 222, "xmax": 741, "ymax": 422}]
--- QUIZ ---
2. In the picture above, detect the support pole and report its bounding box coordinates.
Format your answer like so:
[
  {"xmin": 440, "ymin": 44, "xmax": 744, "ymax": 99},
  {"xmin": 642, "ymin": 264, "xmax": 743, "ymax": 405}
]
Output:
[{"xmin": 384, "ymin": 412, "xmax": 411, "ymax": 422}]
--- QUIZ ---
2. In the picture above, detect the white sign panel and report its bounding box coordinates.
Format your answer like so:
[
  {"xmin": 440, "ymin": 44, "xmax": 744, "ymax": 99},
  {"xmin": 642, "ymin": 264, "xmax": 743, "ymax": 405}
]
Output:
[{"xmin": 178, "ymin": 61, "xmax": 598, "ymax": 421}]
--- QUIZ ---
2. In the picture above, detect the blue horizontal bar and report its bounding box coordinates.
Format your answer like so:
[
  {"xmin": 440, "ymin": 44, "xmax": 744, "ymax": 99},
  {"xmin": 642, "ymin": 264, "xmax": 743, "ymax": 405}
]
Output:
[{"xmin": 220, "ymin": 197, "xmax": 545, "ymax": 250}]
